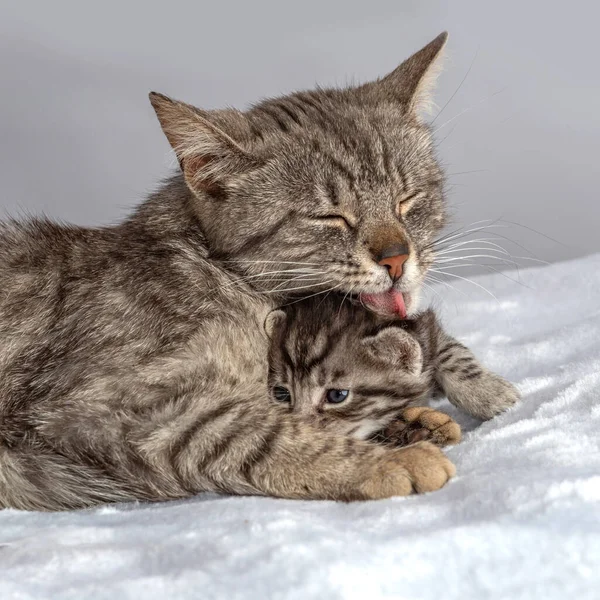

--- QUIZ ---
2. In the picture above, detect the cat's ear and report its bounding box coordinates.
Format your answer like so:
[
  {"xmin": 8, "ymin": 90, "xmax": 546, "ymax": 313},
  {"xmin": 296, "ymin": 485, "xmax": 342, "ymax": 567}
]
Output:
[
  {"xmin": 149, "ymin": 92, "xmax": 259, "ymax": 196},
  {"xmin": 264, "ymin": 309, "xmax": 287, "ymax": 340},
  {"xmin": 364, "ymin": 32, "xmax": 448, "ymax": 117},
  {"xmin": 362, "ymin": 327, "xmax": 423, "ymax": 375}
]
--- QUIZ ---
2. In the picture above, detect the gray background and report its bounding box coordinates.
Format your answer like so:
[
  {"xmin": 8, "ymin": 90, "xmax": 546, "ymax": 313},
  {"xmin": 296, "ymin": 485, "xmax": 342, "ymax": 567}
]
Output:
[{"xmin": 1, "ymin": 0, "xmax": 597, "ymax": 270}]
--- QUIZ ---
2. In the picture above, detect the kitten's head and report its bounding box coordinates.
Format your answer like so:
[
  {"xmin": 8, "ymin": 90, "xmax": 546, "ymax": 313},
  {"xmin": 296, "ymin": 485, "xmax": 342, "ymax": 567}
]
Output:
[
  {"xmin": 151, "ymin": 33, "xmax": 449, "ymax": 317},
  {"xmin": 265, "ymin": 297, "xmax": 430, "ymax": 440}
]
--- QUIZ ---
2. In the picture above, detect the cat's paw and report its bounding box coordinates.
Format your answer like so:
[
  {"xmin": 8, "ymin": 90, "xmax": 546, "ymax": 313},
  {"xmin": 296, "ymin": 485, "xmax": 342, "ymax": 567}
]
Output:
[
  {"xmin": 381, "ymin": 406, "xmax": 462, "ymax": 447},
  {"xmin": 450, "ymin": 372, "xmax": 520, "ymax": 420},
  {"xmin": 359, "ymin": 442, "xmax": 455, "ymax": 498}
]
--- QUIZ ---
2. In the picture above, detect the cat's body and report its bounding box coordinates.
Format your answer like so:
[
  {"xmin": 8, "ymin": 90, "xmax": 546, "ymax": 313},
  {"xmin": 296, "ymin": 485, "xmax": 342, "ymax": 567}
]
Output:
[
  {"xmin": 0, "ymin": 33, "xmax": 515, "ymax": 511},
  {"xmin": 0, "ymin": 177, "xmax": 456, "ymax": 511},
  {"xmin": 266, "ymin": 297, "xmax": 518, "ymax": 441}
]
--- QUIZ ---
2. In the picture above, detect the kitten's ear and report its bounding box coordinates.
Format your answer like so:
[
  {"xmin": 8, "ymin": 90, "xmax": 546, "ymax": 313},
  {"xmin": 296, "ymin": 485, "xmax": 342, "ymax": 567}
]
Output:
[
  {"xmin": 362, "ymin": 327, "xmax": 423, "ymax": 375},
  {"xmin": 365, "ymin": 32, "xmax": 448, "ymax": 117},
  {"xmin": 149, "ymin": 92, "xmax": 259, "ymax": 196},
  {"xmin": 264, "ymin": 309, "xmax": 287, "ymax": 340}
]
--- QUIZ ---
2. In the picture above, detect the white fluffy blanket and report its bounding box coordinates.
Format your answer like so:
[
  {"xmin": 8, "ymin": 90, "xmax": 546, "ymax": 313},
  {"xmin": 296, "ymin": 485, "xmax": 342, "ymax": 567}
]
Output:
[{"xmin": 2, "ymin": 255, "xmax": 599, "ymax": 599}]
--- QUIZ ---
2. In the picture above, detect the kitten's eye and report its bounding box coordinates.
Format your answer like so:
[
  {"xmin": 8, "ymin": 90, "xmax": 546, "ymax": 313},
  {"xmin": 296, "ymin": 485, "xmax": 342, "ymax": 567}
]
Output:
[
  {"xmin": 272, "ymin": 385, "xmax": 292, "ymax": 403},
  {"xmin": 325, "ymin": 389, "xmax": 350, "ymax": 404},
  {"xmin": 316, "ymin": 215, "xmax": 353, "ymax": 229}
]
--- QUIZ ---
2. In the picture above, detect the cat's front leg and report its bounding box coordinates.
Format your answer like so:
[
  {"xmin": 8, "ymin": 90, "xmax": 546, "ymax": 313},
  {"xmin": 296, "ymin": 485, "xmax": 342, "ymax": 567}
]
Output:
[
  {"xmin": 434, "ymin": 333, "xmax": 520, "ymax": 420},
  {"xmin": 156, "ymin": 398, "xmax": 456, "ymax": 501},
  {"xmin": 237, "ymin": 413, "xmax": 457, "ymax": 500},
  {"xmin": 377, "ymin": 407, "xmax": 462, "ymax": 447}
]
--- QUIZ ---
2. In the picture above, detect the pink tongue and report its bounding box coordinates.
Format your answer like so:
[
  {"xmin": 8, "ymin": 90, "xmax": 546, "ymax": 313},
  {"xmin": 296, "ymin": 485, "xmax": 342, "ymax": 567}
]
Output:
[{"xmin": 360, "ymin": 289, "xmax": 407, "ymax": 318}]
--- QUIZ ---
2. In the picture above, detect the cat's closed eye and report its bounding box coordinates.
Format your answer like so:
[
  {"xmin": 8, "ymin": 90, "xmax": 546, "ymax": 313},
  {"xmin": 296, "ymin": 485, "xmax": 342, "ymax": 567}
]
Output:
[
  {"xmin": 272, "ymin": 385, "xmax": 292, "ymax": 403},
  {"xmin": 314, "ymin": 215, "xmax": 354, "ymax": 229},
  {"xmin": 396, "ymin": 191, "xmax": 423, "ymax": 216}
]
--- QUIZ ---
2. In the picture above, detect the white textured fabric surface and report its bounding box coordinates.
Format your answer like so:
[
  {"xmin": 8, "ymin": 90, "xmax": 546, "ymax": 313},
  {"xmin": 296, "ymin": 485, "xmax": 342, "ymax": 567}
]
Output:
[{"xmin": 1, "ymin": 255, "xmax": 599, "ymax": 599}]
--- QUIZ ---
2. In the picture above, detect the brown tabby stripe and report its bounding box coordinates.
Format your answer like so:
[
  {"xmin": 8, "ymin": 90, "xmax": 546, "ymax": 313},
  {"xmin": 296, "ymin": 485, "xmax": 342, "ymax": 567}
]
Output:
[
  {"xmin": 238, "ymin": 421, "xmax": 284, "ymax": 483},
  {"xmin": 285, "ymin": 97, "xmax": 310, "ymax": 117},
  {"xmin": 353, "ymin": 385, "xmax": 421, "ymax": 401},
  {"xmin": 274, "ymin": 101, "xmax": 303, "ymax": 127},
  {"xmin": 326, "ymin": 180, "xmax": 340, "ymax": 205},
  {"xmin": 463, "ymin": 371, "xmax": 484, "ymax": 380},
  {"xmin": 231, "ymin": 214, "xmax": 293, "ymax": 256},
  {"xmin": 256, "ymin": 106, "xmax": 291, "ymax": 133},
  {"xmin": 170, "ymin": 400, "xmax": 239, "ymax": 468}
]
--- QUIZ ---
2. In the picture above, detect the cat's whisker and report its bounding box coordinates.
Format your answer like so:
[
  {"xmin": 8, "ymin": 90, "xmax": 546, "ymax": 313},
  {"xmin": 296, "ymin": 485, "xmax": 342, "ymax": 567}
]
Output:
[
  {"xmin": 265, "ymin": 273, "xmax": 327, "ymax": 294},
  {"xmin": 434, "ymin": 86, "xmax": 507, "ymax": 133},
  {"xmin": 279, "ymin": 283, "xmax": 344, "ymax": 307},
  {"xmin": 427, "ymin": 218, "xmax": 507, "ymax": 249},
  {"xmin": 434, "ymin": 262, "xmax": 533, "ymax": 290},
  {"xmin": 261, "ymin": 280, "xmax": 336, "ymax": 295},
  {"xmin": 435, "ymin": 249, "xmax": 515, "ymax": 264},
  {"xmin": 421, "ymin": 280, "xmax": 445, "ymax": 304},
  {"xmin": 494, "ymin": 219, "xmax": 569, "ymax": 248},
  {"xmin": 221, "ymin": 260, "xmax": 323, "ymax": 266},
  {"xmin": 431, "ymin": 47, "xmax": 479, "ymax": 126},
  {"xmin": 435, "ymin": 253, "xmax": 518, "ymax": 269},
  {"xmin": 435, "ymin": 238, "xmax": 512, "ymax": 255},
  {"xmin": 447, "ymin": 169, "xmax": 489, "ymax": 177},
  {"xmin": 220, "ymin": 269, "xmax": 324, "ymax": 288},
  {"xmin": 425, "ymin": 274, "xmax": 469, "ymax": 298},
  {"xmin": 211, "ymin": 270, "xmax": 327, "ymax": 299},
  {"xmin": 431, "ymin": 218, "xmax": 557, "ymax": 263},
  {"xmin": 336, "ymin": 283, "xmax": 356, "ymax": 321},
  {"xmin": 429, "ymin": 268, "xmax": 501, "ymax": 304}
]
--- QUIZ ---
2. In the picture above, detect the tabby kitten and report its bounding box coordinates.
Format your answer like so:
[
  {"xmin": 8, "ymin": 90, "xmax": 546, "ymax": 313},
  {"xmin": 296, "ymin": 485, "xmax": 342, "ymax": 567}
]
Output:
[
  {"xmin": 265, "ymin": 297, "xmax": 519, "ymax": 445},
  {"xmin": 0, "ymin": 33, "xmax": 504, "ymax": 511}
]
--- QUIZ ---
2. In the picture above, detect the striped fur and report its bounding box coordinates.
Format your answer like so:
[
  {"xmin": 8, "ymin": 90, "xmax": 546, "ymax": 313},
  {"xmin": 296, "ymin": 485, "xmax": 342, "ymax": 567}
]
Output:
[
  {"xmin": 267, "ymin": 298, "xmax": 519, "ymax": 438},
  {"xmin": 0, "ymin": 34, "xmax": 459, "ymax": 510}
]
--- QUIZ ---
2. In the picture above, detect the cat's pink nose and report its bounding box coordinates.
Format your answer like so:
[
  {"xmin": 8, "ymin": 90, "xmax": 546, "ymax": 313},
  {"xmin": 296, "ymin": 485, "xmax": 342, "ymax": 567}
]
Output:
[{"xmin": 378, "ymin": 248, "xmax": 409, "ymax": 282}]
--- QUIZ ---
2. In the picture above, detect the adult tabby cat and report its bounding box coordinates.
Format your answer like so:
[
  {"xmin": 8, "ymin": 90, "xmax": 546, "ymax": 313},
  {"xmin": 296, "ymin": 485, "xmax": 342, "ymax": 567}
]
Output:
[
  {"xmin": 0, "ymin": 33, "xmax": 513, "ymax": 511},
  {"xmin": 265, "ymin": 297, "xmax": 518, "ymax": 444}
]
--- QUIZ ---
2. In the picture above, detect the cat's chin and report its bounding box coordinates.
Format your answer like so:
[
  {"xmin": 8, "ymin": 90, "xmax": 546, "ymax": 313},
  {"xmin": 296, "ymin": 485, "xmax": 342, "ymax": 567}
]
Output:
[{"xmin": 359, "ymin": 289, "xmax": 414, "ymax": 319}]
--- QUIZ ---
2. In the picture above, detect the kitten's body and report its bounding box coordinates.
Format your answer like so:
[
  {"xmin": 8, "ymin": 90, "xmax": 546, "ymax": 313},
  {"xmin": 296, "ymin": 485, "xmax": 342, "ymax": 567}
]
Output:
[{"xmin": 266, "ymin": 298, "xmax": 518, "ymax": 441}]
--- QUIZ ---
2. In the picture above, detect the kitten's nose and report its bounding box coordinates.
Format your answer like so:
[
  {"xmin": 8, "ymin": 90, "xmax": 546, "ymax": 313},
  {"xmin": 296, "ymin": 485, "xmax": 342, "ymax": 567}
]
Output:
[{"xmin": 378, "ymin": 245, "xmax": 409, "ymax": 282}]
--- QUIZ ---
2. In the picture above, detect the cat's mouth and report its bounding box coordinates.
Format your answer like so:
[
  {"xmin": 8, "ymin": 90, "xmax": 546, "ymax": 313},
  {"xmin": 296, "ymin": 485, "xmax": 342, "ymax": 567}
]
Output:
[{"xmin": 359, "ymin": 289, "xmax": 411, "ymax": 319}]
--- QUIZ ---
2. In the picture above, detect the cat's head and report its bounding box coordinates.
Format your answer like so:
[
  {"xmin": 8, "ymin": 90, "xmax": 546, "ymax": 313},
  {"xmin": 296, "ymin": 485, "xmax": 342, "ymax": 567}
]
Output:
[
  {"xmin": 264, "ymin": 297, "xmax": 430, "ymax": 440},
  {"xmin": 150, "ymin": 33, "xmax": 448, "ymax": 317}
]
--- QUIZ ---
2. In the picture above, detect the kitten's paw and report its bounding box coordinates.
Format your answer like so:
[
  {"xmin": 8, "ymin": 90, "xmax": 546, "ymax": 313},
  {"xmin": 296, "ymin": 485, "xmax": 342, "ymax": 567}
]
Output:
[
  {"xmin": 381, "ymin": 407, "xmax": 462, "ymax": 447},
  {"xmin": 360, "ymin": 442, "xmax": 455, "ymax": 498},
  {"xmin": 452, "ymin": 372, "xmax": 520, "ymax": 420}
]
